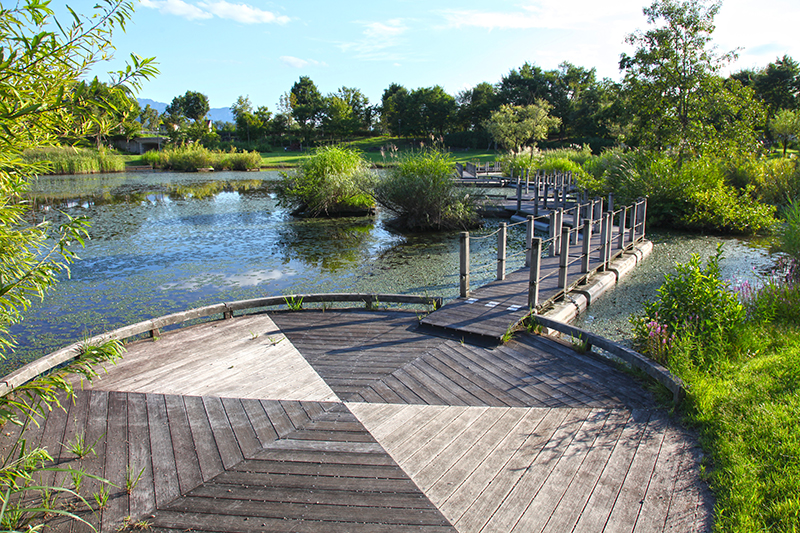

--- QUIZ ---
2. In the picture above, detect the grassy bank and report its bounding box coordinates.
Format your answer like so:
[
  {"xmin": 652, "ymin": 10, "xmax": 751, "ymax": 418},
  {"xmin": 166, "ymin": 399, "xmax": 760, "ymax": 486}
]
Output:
[{"xmin": 633, "ymin": 236, "xmax": 800, "ymax": 531}]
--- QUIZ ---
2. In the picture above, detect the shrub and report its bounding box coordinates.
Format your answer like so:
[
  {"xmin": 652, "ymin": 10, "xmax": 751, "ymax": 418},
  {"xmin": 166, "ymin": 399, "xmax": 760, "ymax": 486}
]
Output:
[
  {"xmin": 683, "ymin": 184, "xmax": 777, "ymax": 235},
  {"xmin": 632, "ymin": 246, "xmax": 745, "ymax": 368},
  {"xmin": 218, "ymin": 148, "xmax": 262, "ymax": 171},
  {"xmin": 374, "ymin": 149, "xmax": 481, "ymax": 231},
  {"xmin": 274, "ymin": 146, "xmax": 375, "ymax": 217}
]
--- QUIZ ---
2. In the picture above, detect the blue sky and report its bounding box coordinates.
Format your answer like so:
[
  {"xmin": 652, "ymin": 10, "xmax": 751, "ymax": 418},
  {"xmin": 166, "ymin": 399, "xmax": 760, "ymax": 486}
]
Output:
[{"xmin": 61, "ymin": 0, "xmax": 800, "ymax": 112}]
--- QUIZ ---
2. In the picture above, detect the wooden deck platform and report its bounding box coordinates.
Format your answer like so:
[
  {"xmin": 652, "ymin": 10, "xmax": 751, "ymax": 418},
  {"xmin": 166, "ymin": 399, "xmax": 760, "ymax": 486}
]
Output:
[{"xmin": 14, "ymin": 309, "xmax": 712, "ymax": 532}]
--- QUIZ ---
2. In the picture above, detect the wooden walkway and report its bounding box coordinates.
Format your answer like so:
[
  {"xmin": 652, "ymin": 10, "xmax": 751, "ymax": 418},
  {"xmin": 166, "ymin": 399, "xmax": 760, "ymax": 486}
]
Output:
[
  {"xmin": 13, "ymin": 309, "xmax": 713, "ymax": 532},
  {"xmin": 421, "ymin": 223, "xmax": 623, "ymax": 341}
]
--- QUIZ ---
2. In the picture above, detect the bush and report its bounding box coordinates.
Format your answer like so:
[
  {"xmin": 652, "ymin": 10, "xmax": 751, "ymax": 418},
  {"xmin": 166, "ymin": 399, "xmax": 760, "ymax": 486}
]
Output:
[
  {"xmin": 632, "ymin": 246, "xmax": 745, "ymax": 367},
  {"xmin": 684, "ymin": 184, "xmax": 777, "ymax": 235},
  {"xmin": 274, "ymin": 146, "xmax": 375, "ymax": 217},
  {"xmin": 374, "ymin": 149, "xmax": 481, "ymax": 231}
]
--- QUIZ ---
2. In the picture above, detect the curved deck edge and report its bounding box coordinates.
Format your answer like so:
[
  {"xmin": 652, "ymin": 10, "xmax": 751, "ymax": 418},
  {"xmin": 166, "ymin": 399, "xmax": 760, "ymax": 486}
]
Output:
[{"xmin": 0, "ymin": 293, "xmax": 441, "ymax": 397}]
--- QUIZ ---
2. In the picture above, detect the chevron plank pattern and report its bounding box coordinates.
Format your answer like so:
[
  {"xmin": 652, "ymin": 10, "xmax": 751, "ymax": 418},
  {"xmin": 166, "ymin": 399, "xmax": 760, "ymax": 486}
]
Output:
[{"xmin": 5, "ymin": 309, "xmax": 712, "ymax": 532}]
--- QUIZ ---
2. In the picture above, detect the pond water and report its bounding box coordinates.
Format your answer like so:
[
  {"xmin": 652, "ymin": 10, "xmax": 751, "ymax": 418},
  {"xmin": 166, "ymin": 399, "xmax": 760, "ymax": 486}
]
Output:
[
  {"xmin": 6, "ymin": 170, "xmax": 778, "ymax": 374},
  {"xmin": 7, "ymin": 170, "xmax": 529, "ymax": 373}
]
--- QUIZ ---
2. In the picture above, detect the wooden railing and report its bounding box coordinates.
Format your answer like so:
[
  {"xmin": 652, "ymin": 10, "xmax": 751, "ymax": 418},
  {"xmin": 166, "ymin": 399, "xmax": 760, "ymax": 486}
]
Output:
[
  {"xmin": 531, "ymin": 314, "xmax": 685, "ymax": 405},
  {"xmin": 459, "ymin": 198, "xmax": 648, "ymax": 310},
  {"xmin": 0, "ymin": 293, "xmax": 441, "ymax": 397}
]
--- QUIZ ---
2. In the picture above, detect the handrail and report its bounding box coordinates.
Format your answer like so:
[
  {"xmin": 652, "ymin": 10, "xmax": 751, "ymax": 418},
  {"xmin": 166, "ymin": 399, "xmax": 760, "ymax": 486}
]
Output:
[
  {"xmin": 0, "ymin": 293, "xmax": 442, "ymax": 398},
  {"xmin": 530, "ymin": 314, "xmax": 685, "ymax": 405}
]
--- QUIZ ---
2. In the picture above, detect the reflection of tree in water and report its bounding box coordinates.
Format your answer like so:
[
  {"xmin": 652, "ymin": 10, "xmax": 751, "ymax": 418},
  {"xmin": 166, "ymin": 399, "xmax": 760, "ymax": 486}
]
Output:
[{"xmin": 275, "ymin": 217, "xmax": 378, "ymax": 272}]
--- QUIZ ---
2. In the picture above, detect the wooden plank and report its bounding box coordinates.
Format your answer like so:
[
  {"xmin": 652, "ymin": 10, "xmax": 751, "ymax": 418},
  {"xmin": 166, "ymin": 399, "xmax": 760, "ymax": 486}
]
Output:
[
  {"xmin": 71, "ymin": 390, "xmax": 108, "ymax": 533},
  {"xmin": 127, "ymin": 392, "xmax": 155, "ymax": 522},
  {"xmin": 240, "ymin": 398, "xmax": 278, "ymax": 446},
  {"xmin": 184, "ymin": 395, "xmax": 224, "ymax": 482},
  {"xmin": 221, "ymin": 397, "xmax": 262, "ymax": 459},
  {"xmin": 164, "ymin": 395, "xmax": 204, "ymax": 495},
  {"xmin": 203, "ymin": 396, "xmax": 244, "ymax": 470},
  {"xmin": 146, "ymin": 393, "xmax": 181, "ymax": 509},
  {"xmin": 101, "ymin": 391, "xmax": 129, "ymax": 533}
]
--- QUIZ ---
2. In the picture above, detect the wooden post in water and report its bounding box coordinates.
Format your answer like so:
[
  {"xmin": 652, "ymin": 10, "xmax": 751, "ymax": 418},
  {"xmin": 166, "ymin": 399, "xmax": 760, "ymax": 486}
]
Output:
[
  {"xmin": 581, "ymin": 221, "xmax": 592, "ymax": 273},
  {"xmin": 558, "ymin": 227, "xmax": 570, "ymax": 288},
  {"xmin": 529, "ymin": 237, "xmax": 542, "ymax": 309},
  {"xmin": 460, "ymin": 232, "xmax": 470, "ymax": 297},
  {"xmin": 525, "ymin": 215, "xmax": 534, "ymax": 266},
  {"xmin": 497, "ymin": 223, "xmax": 507, "ymax": 280}
]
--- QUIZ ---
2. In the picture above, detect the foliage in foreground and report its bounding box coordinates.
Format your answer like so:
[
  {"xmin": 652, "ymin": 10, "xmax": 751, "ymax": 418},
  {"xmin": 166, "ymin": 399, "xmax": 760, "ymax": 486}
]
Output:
[
  {"xmin": 632, "ymin": 239, "xmax": 800, "ymax": 531},
  {"xmin": 374, "ymin": 149, "xmax": 481, "ymax": 231},
  {"xmin": 274, "ymin": 146, "xmax": 375, "ymax": 217}
]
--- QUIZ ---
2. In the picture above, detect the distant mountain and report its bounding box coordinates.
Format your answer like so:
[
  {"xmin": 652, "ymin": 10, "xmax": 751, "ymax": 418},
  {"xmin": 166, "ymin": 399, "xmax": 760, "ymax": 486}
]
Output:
[{"xmin": 138, "ymin": 98, "xmax": 234, "ymax": 123}]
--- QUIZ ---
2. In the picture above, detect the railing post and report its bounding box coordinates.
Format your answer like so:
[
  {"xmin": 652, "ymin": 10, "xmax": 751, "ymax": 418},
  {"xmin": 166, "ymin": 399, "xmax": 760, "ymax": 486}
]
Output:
[
  {"xmin": 581, "ymin": 221, "xmax": 592, "ymax": 273},
  {"xmin": 558, "ymin": 227, "xmax": 570, "ymax": 289},
  {"xmin": 525, "ymin": 215, "xmax": 534, "ymax": 266},
  {"xmin": 529, "ymin": 237, "xmax": 542, "ymax": 309},
  {"xmin": 533, "ymin": 178, "xmax": 540, "ymax": 217},
  {"xmin": 543, "ymin": 183, "xmax": 549, "ymax": 210},
  {"xmin": 608, "ymin": 192, "xmax": 614, "ymax": 214},
  {"xmin": 549, "ymin": 211, "xmax": 557, "ymax": 257},
  {"xmin": 516, "ymin": 175, "xmax": 522, "ymax": 213},
  {"xmin": 630, "ymin": 201, "xmax": 639, "ymax": 244},
  {"xmin": 557, "ymin": 208, "xmax": 564, "ymax": 255},
  {"xmin": 525, "ymin": 168, "xmax": 530, "ymax": 194},
  {"xmin": 497, "ymin": 222, "xmax": 507, "ymax": 281},
  {"xmin": 618, "ymin": 205, "xmax": 628, "ymax": 249},
  {"xmin": 572, "ymin": 206, "xmax": 580, "ymax": 245},
  {"xmin": 599, "ymin": 213, "xmax": 609, "ymax": 271},
  {"xmin": 460, "ymin": 232, "xmax": 470, "ymax": 297},
  {"xmin": 605, "ymin": 212, "xmax": 613, "ymax": 266},
  {"xmin": 640, "ymin": 198, "xmax": 648, "ymax": 240}
]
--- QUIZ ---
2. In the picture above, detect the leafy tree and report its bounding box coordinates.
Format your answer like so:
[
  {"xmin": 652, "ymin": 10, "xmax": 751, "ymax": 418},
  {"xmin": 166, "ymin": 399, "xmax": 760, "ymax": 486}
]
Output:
[
  {"xmin": 166, "ymin": 90, "xmax": 210, "ymax": 123},
  {"xmin": 412, "ymin": 86, "xmax": 457, "ymax": 136},
  {"xmin": 456, "ymin": 82, "xmax": 500, "ymax": 133},
  {"xmin": 289, "ymin": 76, "xmax": 324, "ymax": 128},
  {"xmin": 380, "ymin": 83, "xmax": 410, "ymax": 136},
  {"xmin": 0, "ymin": 0, "xmax": 155, "ymax": 527},
  {"xmin": 497, "ymin": 63, "xmax": 569, "ymax": 133},
  {"xmin": 67, "ymin": 79, "xmax": 141, "ymax": 147},
  {"xmin": 140, "ymin": 103, "xmax": 161, "ymax": 131},
  {"xmin": 484, "ymin": 101, "xmax": 561, "ymax": 157},
  {"xmin": 620, "ymin": 0, "xmax": 738, "ymax": 161},
  {"xmin": 771, "ymin": 108, "xmax": 800, "ymax": 157}
]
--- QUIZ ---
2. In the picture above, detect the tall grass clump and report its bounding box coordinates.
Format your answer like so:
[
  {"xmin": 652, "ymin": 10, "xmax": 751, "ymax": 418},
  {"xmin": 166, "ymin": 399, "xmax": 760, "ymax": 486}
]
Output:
[
  {"xmin": 219, "ymin": 148, "xmax": 262, "ymax": 171},
  {"xmin": 374, "ymin": 149, "xmax": 481, "ymax": 232},
  {"xmin": 274, "ymin": 146, "xmax": 375, "ymax": 217},
  {"xmin": 21, "ymin": 147, "xmax": 125, "ymax": 174},
  {"xmin": 141, "ymin": 144, "xmax": 215, "ymax": 171},
  {"xmin": 632, "ymin": 237, "xmax": 800, "ymax": 531}
]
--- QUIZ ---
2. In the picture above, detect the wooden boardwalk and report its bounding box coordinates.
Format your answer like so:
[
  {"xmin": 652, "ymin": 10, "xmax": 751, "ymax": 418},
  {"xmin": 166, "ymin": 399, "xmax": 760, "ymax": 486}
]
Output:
[{"xmin": 14, "ymin": 309, "xmax": 713, "ymax": 532}]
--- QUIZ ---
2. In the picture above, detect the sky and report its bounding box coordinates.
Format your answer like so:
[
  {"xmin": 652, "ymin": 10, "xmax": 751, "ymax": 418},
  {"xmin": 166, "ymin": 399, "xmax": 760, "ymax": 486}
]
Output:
[{"xmin": 57, "ymin": 0, "xmax": 800, "ymax": 112}]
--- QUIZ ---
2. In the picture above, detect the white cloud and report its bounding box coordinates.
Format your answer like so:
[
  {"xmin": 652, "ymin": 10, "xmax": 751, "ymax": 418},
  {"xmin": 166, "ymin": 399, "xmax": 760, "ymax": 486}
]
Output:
[
  {"xmin": 139, "ymin": 0, "xmax": 289, "ymax": 24},
  {"xmin": 440, "ymin": 1, "xmax": 642, "ymax": 31},
  {"xmin": 339, "ymin": 19, "xmax": 410, "ymax": 60},
  {"xmin": 139, "ymin": 0, "xmax": 211, "ymax": 20},
  {"xmin": 280, "ymin": 56, "xmax": 325, "ymax": 69},
  {"xmin": 197, "ymin": 1, "xmax": 290, "ymax": 24}
]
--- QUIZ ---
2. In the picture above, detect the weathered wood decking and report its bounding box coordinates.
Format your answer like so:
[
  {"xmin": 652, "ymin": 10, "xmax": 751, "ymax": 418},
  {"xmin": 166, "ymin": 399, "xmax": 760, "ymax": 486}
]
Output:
[{"xmin": 14, "ymin": 309, "xmax": 713, "ymax": 532}]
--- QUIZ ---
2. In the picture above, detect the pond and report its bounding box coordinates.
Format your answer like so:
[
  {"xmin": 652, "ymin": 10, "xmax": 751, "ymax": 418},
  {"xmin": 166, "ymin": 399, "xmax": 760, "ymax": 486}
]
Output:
[
  {"xmin": 7, "ymin": 170, "xmax": 529, "ymax": 374},
  {"xmin": 6, "ymin": 170, "xmax": 778, "ymax": 374}
]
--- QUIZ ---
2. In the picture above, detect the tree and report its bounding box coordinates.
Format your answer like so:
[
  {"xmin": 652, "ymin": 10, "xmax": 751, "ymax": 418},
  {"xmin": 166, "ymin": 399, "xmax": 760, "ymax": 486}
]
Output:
[
  {"xmin": 289, "ymin": 76, "xmax": 324, "ymax": 128},
  {"xmin": 166, "ymin": 90, "xmax": 210, "ymax": 123},
  {"xmin": 67, "ymin": 79, "xmax": 142, "ymax": 147},
  {"xmin": 457, "ymin": 82, "xmax": 500, "ymax": 132},
  {"xmin": 620, "ymin": 0, "xmax": 737, "ymax": 160},
  {"xmin": 0, "ymin": 0, "xmax": 155, "ymax": 527},
  {"xmin": 484, "ymin": 102, "xmax": 561, "ymax": 156},
  {"xmin": 140, "ymin": 103, "xmax": 161, "ymax": 131},
  {"xmin": 380, "ymin": 83, "xmax": 410, "ymax": 136},
  {"xmin": 771, "ymin": 109, "xmax": 800, "ymax": 157}
]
